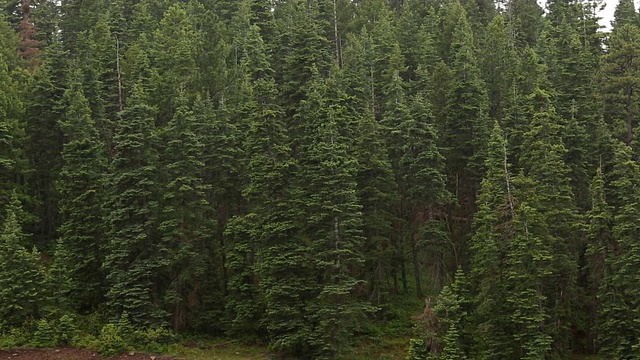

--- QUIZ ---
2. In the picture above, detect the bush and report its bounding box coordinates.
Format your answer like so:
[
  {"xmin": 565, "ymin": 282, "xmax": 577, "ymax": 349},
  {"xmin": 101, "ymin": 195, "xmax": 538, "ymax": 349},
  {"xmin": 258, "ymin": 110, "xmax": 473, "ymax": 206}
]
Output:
[
  {"xmin": 32, "ymin": 319, "xmax": 59, "ymax": 348},
  {"xmin": 0, "ymin": 327, "xmax": 30, "ymax": 348},
  {"xmin": 407, "ymin": 338, "xmax": 429, "ymax": 360},
  {"xmin": 132, "ymin": 327, "xmax": 176, "ymax": 353},
  {"xmin": 58, "ymin": 314, "xmax": 79, "ymax": 345},
  {"xmin": 98, "ymin": 323, "xmax": 127, "ymax": 356}
]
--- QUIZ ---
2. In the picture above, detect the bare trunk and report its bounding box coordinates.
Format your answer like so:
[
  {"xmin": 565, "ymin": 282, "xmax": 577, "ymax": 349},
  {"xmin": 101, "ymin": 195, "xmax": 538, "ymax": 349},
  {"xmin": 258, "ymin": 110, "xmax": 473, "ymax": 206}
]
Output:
[
  {"xmin": 333, "ymin": 0, "xmax": 341, "ymax": 67},
  {"xmin": 412, "ymin": 244, "xmax": 423, "ymax": 298},
  {"xmin": 115, "ymin": 35, "xmax": 123, "ymax": 112}
]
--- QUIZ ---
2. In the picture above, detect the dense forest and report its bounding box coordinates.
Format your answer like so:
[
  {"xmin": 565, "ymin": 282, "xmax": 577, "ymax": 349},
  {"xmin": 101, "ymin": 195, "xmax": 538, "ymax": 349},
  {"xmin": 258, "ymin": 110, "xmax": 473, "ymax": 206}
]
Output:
[{"xmin": 1, "ymin": 0, "xmax": 640, "ymax": 358}]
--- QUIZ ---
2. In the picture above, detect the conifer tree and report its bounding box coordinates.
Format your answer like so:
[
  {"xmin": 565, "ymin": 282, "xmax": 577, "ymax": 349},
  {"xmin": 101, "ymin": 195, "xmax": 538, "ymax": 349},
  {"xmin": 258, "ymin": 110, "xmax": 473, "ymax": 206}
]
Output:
[
  {"xmin": 519, "ymin": 87, "xmax": 582, "ymax": 353},
  {"xmin": 53, "ymin": 73, "xmax": 107, "ymax": 312},
  {"xmin": 612, "ymin": 0, "xmax": 637, "ymax": 28},
  {"xmin": 149, "ymin": 2, "xmax": 201, "ymax": 125},
  {"xmin": 504, "ymin": 182, "xmax": 554, "ymax": 360},
  {"xmin": 0, "ymin": 47, "xmax": 27, "ymax": 216},
  {"xmin": 600, "ymin": 23, "xmax": 640, "ymax": 145},
  {"xmin": 0, "ymin": 192, "xmax": 47, "ymax": 328},
  {"xmin": 584, "ymin": 167, "xmax": 613, "ymax": 352},
  {"xmin": 597, "ymin": 142, "xmax": 640, "ymax": 359},
  {"xmin": 442, "ymin": 11, "xmax": 488, "ymax": 218},
  {"xmin": 295, "ymin": 73, "xmax": 371, "ymax": 358},
  {"xmin": 401, "ymin": 93, "xmax": 451, "ymax": 296},
  {"xmin": 103, "ymin": 86, "xmax": 165, "ymax": 326},
  {"xmin": 469, "ymin": 121, "xmax": 515, "ymax": 359},
  {"xmin": 157, "ymin": 92, "xmax": 211, "ymax": 331},
  {"xmin": 24, "ymin": 37, "xmax": 66, "ymax": 248},
  {"xmin": 340, "ymin": 29, "xmax": 397, "ymax": 303},
  {"xmin": 434, "ymin": 268, "xmax": 470, "ymax": 360}
]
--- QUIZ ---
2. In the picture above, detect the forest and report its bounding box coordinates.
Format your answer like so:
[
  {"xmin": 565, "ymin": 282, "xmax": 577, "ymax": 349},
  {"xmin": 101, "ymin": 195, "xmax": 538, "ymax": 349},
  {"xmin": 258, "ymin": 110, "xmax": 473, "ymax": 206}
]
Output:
[{"xmin": 0, "ymin": 0, "xmax": 639, "ymax": 358}]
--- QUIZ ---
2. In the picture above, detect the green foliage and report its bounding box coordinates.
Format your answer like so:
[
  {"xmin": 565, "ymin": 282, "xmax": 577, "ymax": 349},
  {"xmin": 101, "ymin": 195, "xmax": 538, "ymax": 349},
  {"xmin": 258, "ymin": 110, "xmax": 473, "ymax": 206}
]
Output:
[
  {"xmin": 4, "ymin": 1, "xmax": 640, "ymax": 360},
  {"xmin": 32, "ymin": 319, "xmax": 58, "ymax": 348},
  {"xmin": 0, "ymin": 193, "xmax": 47, "ymax": 328},
  {"xmin": 407, "ymin": 338, "xmax": 429, "ymax": 360},
  {"xmin": 98, "ymin": 323, "xmax": 127, "ymax": 356}
]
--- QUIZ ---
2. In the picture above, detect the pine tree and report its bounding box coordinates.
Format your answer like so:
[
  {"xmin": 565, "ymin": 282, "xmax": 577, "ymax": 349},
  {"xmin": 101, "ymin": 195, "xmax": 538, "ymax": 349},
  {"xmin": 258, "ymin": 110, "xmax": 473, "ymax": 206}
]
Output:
[
  {"xmin": 597, "ymin": 141, "xmax": 640, "ymax": 359},
  {"xmin": 401, "ymin": 93, "xmax": 451, "ymax": 296},
  {"xmin": 295, "ymin": 73, "xmax": 371, "ymax": 358},
  {"xmin": 103, "ymin": 86, "xmax": 165, "ymax": 326},
  {"xmin": 504, "ymin": 181, "xmax": 554, "ymax": 360},
  {"xmin": 53, "ymin": 72, "xmax": 108, "ymax": 312},
  {"xmin": 434, "ymin": 268, "xmax": 470, "ymax": 360},
  {"xmin": 0, "ymin": 191, "xmax": 47, "ymax": 328},
  {"xmin": 469, "ymin": 121, "xmax": 515, "ymax": 359},
  {"xmin": 600, "ymin": 23, "xmax": 640, "ymax": 146},
  {"xmin": 519, "ymin": 87, "xmax": 582, "ymax": 353},
  {"xmin": 0, "ymin": 41, "xmax": 27, "ymax": 217},
  {"xmin": 442, "ymin": 11, "xmax": 489, "ymax": 240},
  {"xmin": 157, "ymin": 93, "xmax": 211, "ymax": 331},
  {"xmin": 612, "ymin": 0, "xmax": 637, "ymax": 29},
  {"xmin": 584, "ymin": 167, "xmax": 613, "ymax": 353},
  {"xmin": 340, "ymin": 28, "xmax": 397, "ymax": 304},
  {"xmin": 23, "ymin": 37, "xmax": 66, "ymax": 248},
  {"xmin": 149, "ymin": 2, "xmax": 201, "ymax": 125}
]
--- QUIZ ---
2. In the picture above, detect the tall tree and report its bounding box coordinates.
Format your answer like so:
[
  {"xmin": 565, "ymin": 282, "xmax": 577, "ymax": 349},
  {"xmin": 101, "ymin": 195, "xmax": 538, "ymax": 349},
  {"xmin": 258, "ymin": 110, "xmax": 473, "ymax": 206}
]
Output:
[
  {"xmin": 0, "ymin": 191, "xmax": 47, "ymax": 328},
  {"xmin": 157, "ymin": 93, "xmax": 211, "ymax": 331},
  {"xmin": 102, "ymin": 86, "xmax": 165, "ymax": 326},
  {"xmin": 597, "ymin": 141, "xmax": 640, "ymax": 359},
  {"xmin": 53, "ymin": 72, "xmax": 108, "ymax": 313},
  {"xmin": 469, "ymin": 121, "xmax": 515, "ymax": 359}
]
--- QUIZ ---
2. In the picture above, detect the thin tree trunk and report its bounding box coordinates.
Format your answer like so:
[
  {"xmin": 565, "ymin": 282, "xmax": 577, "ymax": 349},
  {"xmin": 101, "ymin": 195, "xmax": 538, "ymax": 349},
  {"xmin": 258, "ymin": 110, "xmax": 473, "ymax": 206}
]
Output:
[
  {"xmin": 115, "ymin": 35, "xmax": 123, "ymax": 112},
  {"xmin": 412, "ymin": 242, "xmax": 423, "ymax": 298}
]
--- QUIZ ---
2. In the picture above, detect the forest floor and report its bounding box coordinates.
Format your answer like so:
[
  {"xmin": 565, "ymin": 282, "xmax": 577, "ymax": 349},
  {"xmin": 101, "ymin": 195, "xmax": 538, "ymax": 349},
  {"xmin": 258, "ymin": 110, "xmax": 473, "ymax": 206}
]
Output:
[{"xmin": 0, "ymin": 348, "xmax": 174, "ymax": 360}]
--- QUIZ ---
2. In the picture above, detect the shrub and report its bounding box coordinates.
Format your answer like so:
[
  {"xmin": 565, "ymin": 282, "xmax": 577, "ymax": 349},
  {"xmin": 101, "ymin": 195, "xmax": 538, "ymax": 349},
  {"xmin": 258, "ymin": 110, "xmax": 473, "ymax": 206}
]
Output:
[
  {"xmin": 98, "ymin": 323, "xmax": 127, "ymax": 356},
  {"xmin": 32, "ymin": 319, "xmax": 59, "ymax": 348},
  {"xmin": 58, "ymin": 314, "xmax": 79, "ymax": 345}
]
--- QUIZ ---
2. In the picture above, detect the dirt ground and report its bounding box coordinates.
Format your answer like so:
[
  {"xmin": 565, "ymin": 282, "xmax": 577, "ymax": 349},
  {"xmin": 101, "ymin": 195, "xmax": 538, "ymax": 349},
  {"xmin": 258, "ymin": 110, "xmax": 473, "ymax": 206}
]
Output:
[{"xmin": 0, "ymin": 348, "xmax": 174, "ymax": 360}]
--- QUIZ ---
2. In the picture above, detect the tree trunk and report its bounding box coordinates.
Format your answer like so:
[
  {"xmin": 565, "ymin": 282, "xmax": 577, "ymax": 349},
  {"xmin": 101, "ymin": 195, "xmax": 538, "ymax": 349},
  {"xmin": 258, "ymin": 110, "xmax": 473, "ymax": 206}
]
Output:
[{"xmin": 412, "ymin": 243, "xmax": 424, "ymax": 298}]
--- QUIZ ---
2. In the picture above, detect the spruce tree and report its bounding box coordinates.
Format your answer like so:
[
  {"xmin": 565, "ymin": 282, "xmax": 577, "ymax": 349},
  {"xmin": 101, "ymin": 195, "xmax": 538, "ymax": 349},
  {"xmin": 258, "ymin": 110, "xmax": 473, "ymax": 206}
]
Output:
[
  {"xmin": 519, "ymin": 87, "xmax": 582, "ymax": 353},
  {"xmin": 0, "ymin": 192, "xmax": 47, "ymax": 328},
  {"xmin": 597, "ymin": 142, "xmax": 640, "ymax": 359},
  {"xmin": 157, "ymin": 93, "xmax": 211, "ymax": 331},
  {"xmin": 584, "ymin": 167, "xmax": 613, "ymax": 352},
  {"xmin": 53, "ymin": 73, "xmax": 108, "ymax": 312},
  {"xmin": 443, "ymin": 11, "xmax": 489, "ymax": 199},
  {"xmin": 600, "ymin": 23, "xmax": 640, "ymax": 146},
  {"xmin": 103, "ymin": 86, "xmax": 165, "ymax": 326},
  {"xmin": 24, "ymin": 37, "xmax": 66, "ymax": 248},
  {"xmin": 504, "ymin": 181, "xmax": 554, "ymax": 360},
  {"xmin": 295, "ymin": 73, "xmax": 371, "ymax": 359},
  {"xmin": 469, "ymin": 121, "xmax": 515, "ymax": 359}
]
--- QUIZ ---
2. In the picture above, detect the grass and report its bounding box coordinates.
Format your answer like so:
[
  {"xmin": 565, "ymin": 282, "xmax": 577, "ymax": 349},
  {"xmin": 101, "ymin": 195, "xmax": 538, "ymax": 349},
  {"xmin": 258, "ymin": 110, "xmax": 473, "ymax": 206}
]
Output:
[{"xmin": 166, "ymin": 340, "xmax": 268, "ymax": 360}]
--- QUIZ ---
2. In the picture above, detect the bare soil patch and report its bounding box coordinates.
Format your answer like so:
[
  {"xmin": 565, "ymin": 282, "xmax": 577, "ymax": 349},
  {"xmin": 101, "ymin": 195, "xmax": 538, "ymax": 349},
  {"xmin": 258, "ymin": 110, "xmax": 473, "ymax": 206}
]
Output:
[{"xmin": 0, "ymin": 348, "xmax": 174, "ymax": 360}]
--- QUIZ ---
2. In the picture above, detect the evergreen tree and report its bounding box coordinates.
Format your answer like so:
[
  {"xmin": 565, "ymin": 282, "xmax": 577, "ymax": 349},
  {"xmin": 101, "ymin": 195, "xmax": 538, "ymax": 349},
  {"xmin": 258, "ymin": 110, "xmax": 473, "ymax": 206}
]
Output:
[
  {"xmin": 597, "ymin": 142, "xmax": 640, "ymax": 359},
  {"xmin": 434, "ymin": 273, "xmax": 469, "ymax": 360},
  {"xmin": 469, "ymin": 121, "xmax": 515, "ymax": 359},
  {"xmin": 0, "ymin": 192, "xmax": 47, "ymax": 328},
  {"xmin": 442, "ymin": 11, "xmax": 489, "ymax": 245},
  {"xmin": 584, "ymin": 167, "xmax": 613, "ymax": 353},
  {"xmin": 600, "ymin": 23, "xmax": 640, "ymax": 145},
  {"xmin": 157, "ymin": 93, "xmax": 211, "ymax": 331},
  {"xmin": 504, "ymin": 181, "xmax": 554, "ymax": 360},
  {"xmin": 519, "ymin": 87, "xmax": 582, "ymax": 353},
  {"xmin": 23, "ymin": 37, "xmax": 66, "ymax": 248},
  {"xmin": 149, "ymin": 2, "xmax": 201, "ymax": 125},
  {"xmin": 103, "ymin": 86, "xmax": 165, "ymax": 326},
  {"xmin": 53, "ymin": 72, "xmax": 108, "ymax": 312},
  {"xmin": 295, "ymin": 73, "xmax": 371, "ymax": 358},
  {"xmin": 612, "ymin": 0, "xmax": 637, "ymax": 28}
]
